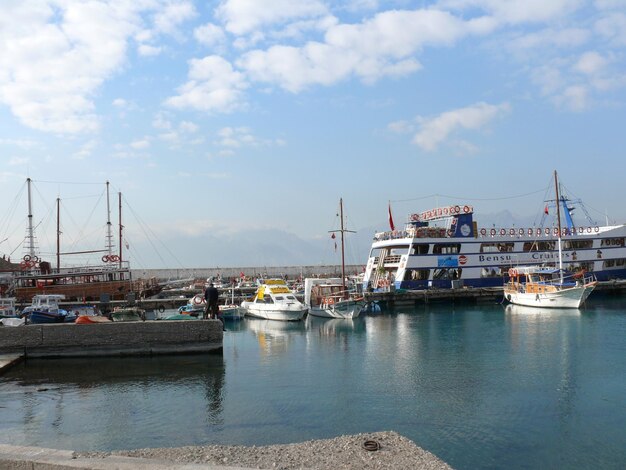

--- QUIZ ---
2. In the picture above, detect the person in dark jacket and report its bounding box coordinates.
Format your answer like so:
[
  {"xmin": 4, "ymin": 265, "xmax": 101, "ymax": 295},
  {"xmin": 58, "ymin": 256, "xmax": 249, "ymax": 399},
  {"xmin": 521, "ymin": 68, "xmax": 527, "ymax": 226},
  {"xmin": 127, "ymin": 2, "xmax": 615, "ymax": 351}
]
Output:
[{"xmin": 204, "ymin": 283, "xmax": 219, "ymax": 320}]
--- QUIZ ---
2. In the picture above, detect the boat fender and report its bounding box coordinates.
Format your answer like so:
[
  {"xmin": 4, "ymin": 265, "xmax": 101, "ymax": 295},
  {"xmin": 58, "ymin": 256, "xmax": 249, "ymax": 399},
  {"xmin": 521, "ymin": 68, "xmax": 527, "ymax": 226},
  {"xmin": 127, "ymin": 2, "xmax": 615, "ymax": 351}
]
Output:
[
  {"xmin": 158, "ymin": 305, "xmax": 165, "ymax": 313},
  {"xmin": 490, "ymin": 228, "xmax": 496, "ymax": 237},
  {"xmin": 509, "ymin": 228, "xmax": 515, "ymax": 236},
  {"xmin": 480, "ymin": 228, "xmax": 487, "ymax": 236},
  {"xmin": 326, "ymin": 297, "xmax": 334, "ymax": 305},
  {"xmin": 594, "ymin": 226, "xmax": 599, "ymax": 233},
  {"xmin": 463, "ymin": 205, "xmax": 470, "ymax": 213},
  {"xmin": 454, "ymin": 205, "xmax": 461, "ymax": 214},
  {"xmin": 500, "ymin": 229, "xmax": 506, "ymax": 236},
  {"xmin": 508, "ymin": 268, "xmax": 518, "ymax": 277},
  {"xmin": 23, "ymin": 255, "xmax": 31, "ymax": 262}
]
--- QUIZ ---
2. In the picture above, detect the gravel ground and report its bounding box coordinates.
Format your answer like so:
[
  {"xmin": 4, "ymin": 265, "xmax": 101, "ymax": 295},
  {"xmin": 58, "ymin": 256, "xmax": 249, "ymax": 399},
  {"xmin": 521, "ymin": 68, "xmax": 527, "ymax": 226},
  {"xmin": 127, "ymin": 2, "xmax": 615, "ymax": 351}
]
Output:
[{"xmin": 76, "ymin": 431, "xmax": 453, "ymax": 469}]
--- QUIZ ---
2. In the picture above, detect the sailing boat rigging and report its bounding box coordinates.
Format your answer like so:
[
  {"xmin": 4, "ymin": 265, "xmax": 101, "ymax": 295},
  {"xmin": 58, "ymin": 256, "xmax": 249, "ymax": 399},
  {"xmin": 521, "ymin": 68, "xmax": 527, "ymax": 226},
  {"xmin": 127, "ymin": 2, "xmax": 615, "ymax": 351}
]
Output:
[
  {"xmin": 304, "ymin": 198, "xmax": 366, "ymax": 319},
  {"xmin": 504, "ymin": 171, "xmax": 597, "ymax": 308},
  {"xmin": 10, "ymin": 179, "xmax": 135, "ymax": 302}
]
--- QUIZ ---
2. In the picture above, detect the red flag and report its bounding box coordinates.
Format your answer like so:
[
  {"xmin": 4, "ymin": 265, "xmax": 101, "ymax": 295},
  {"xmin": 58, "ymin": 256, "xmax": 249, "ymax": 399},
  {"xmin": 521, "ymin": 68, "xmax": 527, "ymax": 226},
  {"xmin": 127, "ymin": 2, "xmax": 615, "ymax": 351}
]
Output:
[
  {"xmin": 388, "ymin": 202, "xmax": 395, "ymax": 231},
  {"xmin": 544, "ymin": 205, "xmax": 549, "ymax": 215},
  {"xmin": 240, "ymin": 271, "xmax": 245, "ymax": 279}
]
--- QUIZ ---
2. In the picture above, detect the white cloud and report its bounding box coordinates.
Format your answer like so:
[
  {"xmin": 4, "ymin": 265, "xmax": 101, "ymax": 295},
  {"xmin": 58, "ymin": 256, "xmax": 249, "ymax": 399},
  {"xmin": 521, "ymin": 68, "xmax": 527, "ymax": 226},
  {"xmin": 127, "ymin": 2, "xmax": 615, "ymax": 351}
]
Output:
[
  {"xmin": 0, "ymin": 138, "xmax": 38, "ymax": 149},
  {"xmin": 438, "ymin": 0, "xmax": 584, "ymax": 24},
  {"xmin": 194, "ymin": 23, "xmax": 226, "ymax": 47},
  {"xmin": 152, "ymin": 0, "xmax": 196, "ymax": 36},
  {"xmin": 112, "ymin": 98, "xmax": 128, "ymax": 108},
  {"xmin": 411, "ymin": 102, "xmax": 511, "ymax": 151},
  {"xmin": 574, "ymin": 51, "xmax": 608, "ymax": 75},
  {"xmin": 216, "ymin": 0, "xmax": 329, "ymax": 36},
  {"xmin": 594, "ymin": 12, "xmax": 626, "ymax": 46},
  {"xmin": 214, "ymin": 126, "xmax": 285, "ymax": 152},
  {"xmin": 73, "ymin": 139, "xmax": 98, "ymax": 160},
  {"xmin": 0, "ymin": 2, "xmax": 146, "ymax": 134},
  {"xmin": 165, "ymin": 55, "xmax": 248, "ymax": 112},
  {"xmin": 238, "ymin": 9, "xmax": 484, "ymax": 92},
  {"xmin": 131, "ymin": 138, "xmax": 151, "ymax": 149},
  {"xmin": 555, "ymin": 85, "xmax": 589, "ymax": 111},
  {"xmin": 138, "ymin": 44, "xmax": 162, "ymax": 56}
]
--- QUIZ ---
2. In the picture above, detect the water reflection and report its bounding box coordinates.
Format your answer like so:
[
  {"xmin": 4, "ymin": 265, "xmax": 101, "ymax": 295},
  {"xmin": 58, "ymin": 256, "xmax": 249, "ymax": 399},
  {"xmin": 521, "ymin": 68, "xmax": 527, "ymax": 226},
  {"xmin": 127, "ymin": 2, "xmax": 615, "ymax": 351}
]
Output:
[{"xmin": 2, "ymin": 302, "xmax": 626, "ymax": 470}]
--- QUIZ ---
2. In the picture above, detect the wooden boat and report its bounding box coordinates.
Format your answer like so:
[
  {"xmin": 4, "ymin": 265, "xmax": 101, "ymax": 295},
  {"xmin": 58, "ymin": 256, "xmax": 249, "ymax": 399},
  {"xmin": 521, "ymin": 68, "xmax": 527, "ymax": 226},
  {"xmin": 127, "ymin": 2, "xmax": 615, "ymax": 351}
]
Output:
[
  {"xmin": 504, "ymin": 171, "xmax": 597, "ymax": 309},
  {"xmin": 110, "ymin": 306, "xmax": 145, "ymax": 322},
  {"xmin": 219, "ymin": 304, "xmax": 244, "ymax": 320},
  {"xmin": 305, "ymin": 199, "xmax": 365, "ymax": 319},
  {"xmin": 9, "ymin": 179, "xmax": 159, "ymax": 303}
]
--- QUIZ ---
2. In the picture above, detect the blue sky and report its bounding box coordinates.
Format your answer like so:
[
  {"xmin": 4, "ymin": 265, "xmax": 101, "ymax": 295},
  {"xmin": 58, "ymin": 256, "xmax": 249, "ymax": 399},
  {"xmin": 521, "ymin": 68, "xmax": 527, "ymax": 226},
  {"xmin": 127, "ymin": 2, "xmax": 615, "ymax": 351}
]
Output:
[{"xmin": 1, "ymin": 0, "xmax": 625, "ymax": 270}]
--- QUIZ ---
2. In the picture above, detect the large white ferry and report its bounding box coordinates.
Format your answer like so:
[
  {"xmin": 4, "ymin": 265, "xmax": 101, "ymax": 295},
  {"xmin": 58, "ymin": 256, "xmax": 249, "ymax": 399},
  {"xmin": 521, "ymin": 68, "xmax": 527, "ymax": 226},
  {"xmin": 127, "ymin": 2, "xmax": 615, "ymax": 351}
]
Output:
[{"xmin": 363, "ymin": 201, "xmax": 626, "ymax": 291}]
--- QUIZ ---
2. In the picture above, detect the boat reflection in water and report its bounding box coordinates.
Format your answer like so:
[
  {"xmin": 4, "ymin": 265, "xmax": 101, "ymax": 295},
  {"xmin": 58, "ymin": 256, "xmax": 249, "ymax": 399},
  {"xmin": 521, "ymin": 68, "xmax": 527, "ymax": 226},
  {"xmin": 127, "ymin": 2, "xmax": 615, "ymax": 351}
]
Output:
[
  {"xmin": 245, "ymin": 317, "xmax": 307, "ymax": 358},
  {"xmin": 504, "ymin": 303, "xmax": 583, "ymax": 318}
]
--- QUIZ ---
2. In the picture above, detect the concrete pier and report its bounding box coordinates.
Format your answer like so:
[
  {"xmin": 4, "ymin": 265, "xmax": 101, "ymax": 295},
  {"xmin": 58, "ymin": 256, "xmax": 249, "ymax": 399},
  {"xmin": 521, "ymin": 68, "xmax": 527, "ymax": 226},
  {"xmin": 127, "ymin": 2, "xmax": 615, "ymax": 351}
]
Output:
[{"xmin": 0, "ymin": 320, "xmax": 223, "ymax": 359}]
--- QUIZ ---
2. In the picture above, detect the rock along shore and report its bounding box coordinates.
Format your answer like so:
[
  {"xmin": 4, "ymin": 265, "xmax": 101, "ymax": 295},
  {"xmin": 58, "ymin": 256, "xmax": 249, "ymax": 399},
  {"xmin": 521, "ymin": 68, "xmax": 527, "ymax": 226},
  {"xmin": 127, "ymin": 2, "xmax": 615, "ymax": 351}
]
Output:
[{"xmin": 76, "ymin": 431, "xmax": 453, "ymax": 470}]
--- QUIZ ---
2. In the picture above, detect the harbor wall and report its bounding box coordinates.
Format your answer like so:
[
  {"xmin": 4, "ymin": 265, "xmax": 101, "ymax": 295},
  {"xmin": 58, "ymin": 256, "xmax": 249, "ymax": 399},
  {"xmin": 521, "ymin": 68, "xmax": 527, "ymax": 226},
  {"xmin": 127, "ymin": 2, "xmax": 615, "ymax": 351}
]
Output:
[
  {"xmin": 0, "ymin": 321, "xmax": 223, "ymax": 358},
  {"xmin": 132, "ymin": 264, "xmax": 364, "ymax": 281}
]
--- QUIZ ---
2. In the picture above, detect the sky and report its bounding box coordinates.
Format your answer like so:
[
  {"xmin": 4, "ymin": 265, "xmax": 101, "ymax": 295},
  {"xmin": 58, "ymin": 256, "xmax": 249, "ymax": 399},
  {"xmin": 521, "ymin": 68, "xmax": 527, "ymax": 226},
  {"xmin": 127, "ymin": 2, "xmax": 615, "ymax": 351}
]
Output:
[{"xmin": 1, "ymin": 0, "xmax": 626, "ymax": 271}]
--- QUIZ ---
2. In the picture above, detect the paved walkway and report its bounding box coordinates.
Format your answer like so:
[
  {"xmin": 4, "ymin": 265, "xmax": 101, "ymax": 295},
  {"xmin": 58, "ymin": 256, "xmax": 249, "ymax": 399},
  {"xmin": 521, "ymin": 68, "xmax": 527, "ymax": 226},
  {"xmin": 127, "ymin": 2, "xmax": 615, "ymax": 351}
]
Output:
[{"xmin": 0, "ymin": 444, "xmax": 255, "ymax": 470}]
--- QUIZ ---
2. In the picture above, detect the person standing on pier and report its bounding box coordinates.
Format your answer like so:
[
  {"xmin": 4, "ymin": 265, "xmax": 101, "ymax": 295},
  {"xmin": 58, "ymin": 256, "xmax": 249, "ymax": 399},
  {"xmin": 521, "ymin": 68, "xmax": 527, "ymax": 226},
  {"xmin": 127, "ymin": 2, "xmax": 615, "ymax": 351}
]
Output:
[{"xmin": 204, "ymin": 283, "xmax": 219, "ymax": 320}]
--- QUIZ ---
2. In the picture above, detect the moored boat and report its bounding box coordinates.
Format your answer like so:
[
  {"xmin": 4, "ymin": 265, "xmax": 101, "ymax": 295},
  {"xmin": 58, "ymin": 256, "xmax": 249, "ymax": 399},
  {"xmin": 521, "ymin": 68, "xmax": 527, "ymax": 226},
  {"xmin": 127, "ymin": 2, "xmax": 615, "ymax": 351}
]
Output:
[
  {"xmin": 110, "ymin": 306, "xmax": 145, "ymax": 322},
  {"xmin": 363, "ymin": 178, "xmax": 626, "ymax": 291},
  {"xmin": 73, "ymin": 305, "xmax": 111, "ymax": 324},
  {"xmin": 0, "ymin": 297, "xmax": 19, "ymax": 319},
  {"xmin": 240, "ymin": 279, "xmax": 307, "ymax": 321},
  {"xmin": 178, "ymin": 294, "xmax": 205, "ymax": 317},
  {"xmin": 503, "ymin": 171, "xmax": 597, "ymax": 308},
  {"xmin": 21, "ymin": 294, "xmax": 70, "ymax": 324},
  {"xmin": 504, "ymin": 266, "xmax": 596, "ymax": 308},
  {"xmin": 305, "ymin": 199, "xmax": 365, "ymax": 319}
]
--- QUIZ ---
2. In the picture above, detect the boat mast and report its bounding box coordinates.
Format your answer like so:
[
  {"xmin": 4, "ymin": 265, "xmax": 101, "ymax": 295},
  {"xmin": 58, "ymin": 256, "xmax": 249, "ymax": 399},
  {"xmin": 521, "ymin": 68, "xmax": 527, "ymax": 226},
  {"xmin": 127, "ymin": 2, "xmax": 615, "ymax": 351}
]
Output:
[
  {"xmin": 554, "ymin": 170, "xmax": 564, "ymax": 277},
  {"xmin": 56, "ymin": 197, "xmax": 61, "ymax": 270},
  {"xmin": 118, "ymin": 192, "xmax": 123, "ymax": 268},
  {"xmin": 26, "ymin": 178, "xmax": 36, "ymax": 260},
  {"xmin": 329, "ymin": 198, "xmax": 355, "ymax": 296},
  {"xmin": 106, "ymin": 181, "xmax": 113, "ymax": 257}
]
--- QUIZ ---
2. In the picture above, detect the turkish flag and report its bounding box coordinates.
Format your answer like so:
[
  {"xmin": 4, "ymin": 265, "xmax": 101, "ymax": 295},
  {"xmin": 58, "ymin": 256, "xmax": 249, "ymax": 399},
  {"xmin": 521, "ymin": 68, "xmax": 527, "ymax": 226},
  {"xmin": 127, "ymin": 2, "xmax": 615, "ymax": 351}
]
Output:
[{"xmin": 388, "ymin": 203, "xmax": 395, "ymax": 231}]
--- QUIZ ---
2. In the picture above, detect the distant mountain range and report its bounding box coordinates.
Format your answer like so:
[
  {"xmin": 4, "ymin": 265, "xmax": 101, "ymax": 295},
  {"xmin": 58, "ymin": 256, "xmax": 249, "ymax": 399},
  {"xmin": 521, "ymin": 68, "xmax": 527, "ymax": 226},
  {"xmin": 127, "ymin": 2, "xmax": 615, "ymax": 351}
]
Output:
[{"xmin": 132, "ymin": 210, "xmax": 576, "ymax": 269}]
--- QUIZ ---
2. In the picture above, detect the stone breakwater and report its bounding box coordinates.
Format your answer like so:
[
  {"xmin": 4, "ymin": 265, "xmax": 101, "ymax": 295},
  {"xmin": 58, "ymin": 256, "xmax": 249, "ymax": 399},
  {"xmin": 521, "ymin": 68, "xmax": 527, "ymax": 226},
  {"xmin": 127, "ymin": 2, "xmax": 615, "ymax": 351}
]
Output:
[
  {"xmin": 133, "ymin": 265, "xmax": 364, "ymax": 281},
  {"xmin": 76, "ymin": 431, "xmax": 453, "ymax": 470}
]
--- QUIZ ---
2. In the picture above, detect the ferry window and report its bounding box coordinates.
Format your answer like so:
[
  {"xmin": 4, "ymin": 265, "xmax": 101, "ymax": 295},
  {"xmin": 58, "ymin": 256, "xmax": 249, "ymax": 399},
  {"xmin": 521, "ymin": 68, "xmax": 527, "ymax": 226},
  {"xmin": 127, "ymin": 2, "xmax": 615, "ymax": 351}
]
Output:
[
  {"xmin": 263, "ymin": 295, "xmax": 273, "ymax": 303},
  {"xmin": 410, "ymin": 244, "xmax": 429, "ymax": 255},
  {"xmin": 480, "ymin": 243, "xmax": 513, "ymax": 253},
  {"xmin": 564, "ymin": 240, "xmax": 593, "ymax": 249},
  {"xmin": 523, "ymin": 241, "xmax": 556, "ymax": 252},
  {"xmin": 433, "ymin": 244, "xmax": 461, "ymax": 254},
  {"xmin": 601, "ymin": 238, "xmax": 625, "ymax": 247},
  {"xmin": 389, "ymin": 245, "xmax": 410, "ymax": 256},
  {"xmin": 275, "ymin": 296, "xmax": 284, "ymax": 300},
  {"xmin": 604, "ymin": 258, "xmax": 626, "ymax": 268},
  {"xmin": 286, "ymin": 295, "xmax": 296, "ymax": 300},
  {"xmin": 433, "ymin": 268, "xmax": 461, "ymax": 280},
  {"xmin": 404, "ymin": 269, "xmax": 430, "ymax": 280}
]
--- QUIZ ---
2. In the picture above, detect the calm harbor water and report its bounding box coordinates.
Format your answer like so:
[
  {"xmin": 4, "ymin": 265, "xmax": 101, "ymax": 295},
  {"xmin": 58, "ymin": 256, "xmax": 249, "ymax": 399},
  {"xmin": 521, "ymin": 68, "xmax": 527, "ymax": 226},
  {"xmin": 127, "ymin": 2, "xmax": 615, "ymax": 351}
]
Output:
[{"xmin": 2, "ymin": 297, "xmax": 626, "ymax": 470}]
